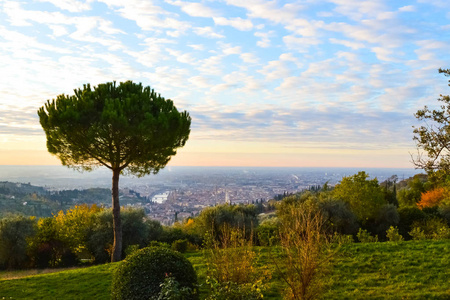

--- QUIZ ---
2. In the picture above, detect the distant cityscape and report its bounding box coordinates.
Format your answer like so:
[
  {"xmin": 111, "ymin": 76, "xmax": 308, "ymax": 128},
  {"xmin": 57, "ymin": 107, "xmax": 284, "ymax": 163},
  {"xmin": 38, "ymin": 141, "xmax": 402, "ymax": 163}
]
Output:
[{"xmin": 0, "ymin": 166, "xmax": 421, "ymax": 225}]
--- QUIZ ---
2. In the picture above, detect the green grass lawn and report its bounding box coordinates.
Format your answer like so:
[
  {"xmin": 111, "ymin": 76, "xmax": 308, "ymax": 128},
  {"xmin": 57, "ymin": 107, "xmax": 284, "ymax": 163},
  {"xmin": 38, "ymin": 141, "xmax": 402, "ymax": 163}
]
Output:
[{"xmin": 0, "ymin": 240, "xmax": 449, "ymax": 299}]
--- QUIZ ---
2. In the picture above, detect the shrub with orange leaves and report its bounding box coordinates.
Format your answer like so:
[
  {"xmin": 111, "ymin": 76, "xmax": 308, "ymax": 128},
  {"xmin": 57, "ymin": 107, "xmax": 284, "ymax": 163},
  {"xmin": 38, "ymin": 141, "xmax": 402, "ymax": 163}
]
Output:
[{"xmin": 417, "ymin": 187, "xmax": 446, "ymax": 209}]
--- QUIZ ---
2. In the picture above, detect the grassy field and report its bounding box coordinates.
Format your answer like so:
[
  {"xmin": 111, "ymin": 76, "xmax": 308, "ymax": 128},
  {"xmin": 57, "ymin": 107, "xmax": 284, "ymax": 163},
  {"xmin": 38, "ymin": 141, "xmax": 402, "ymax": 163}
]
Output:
[{"xmin": 0, "ymin": 240, "xmax": 449, "ymax": 299}]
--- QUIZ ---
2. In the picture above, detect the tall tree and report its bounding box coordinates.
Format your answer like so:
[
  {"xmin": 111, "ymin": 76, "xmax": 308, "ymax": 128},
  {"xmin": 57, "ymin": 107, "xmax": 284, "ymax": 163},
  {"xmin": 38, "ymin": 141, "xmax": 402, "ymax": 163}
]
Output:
[
  {"xmin": 413, "ymin": 68, "xmax": 450, "ymax": 175},
  {"xmin": 38, "ymin": 81, "xmax": 191, "ymax": 261}
]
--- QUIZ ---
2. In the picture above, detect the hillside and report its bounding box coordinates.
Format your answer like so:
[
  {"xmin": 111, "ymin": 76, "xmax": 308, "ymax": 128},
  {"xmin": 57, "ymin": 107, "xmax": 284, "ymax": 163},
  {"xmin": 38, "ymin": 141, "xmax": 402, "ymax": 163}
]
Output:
[
  {"xmin": 0, "ymin": 240, "xmax": 449, "ymax": 299},
  {"xmin": 0, "ymin": 182, "xmax": 147, "ymax": 218}
]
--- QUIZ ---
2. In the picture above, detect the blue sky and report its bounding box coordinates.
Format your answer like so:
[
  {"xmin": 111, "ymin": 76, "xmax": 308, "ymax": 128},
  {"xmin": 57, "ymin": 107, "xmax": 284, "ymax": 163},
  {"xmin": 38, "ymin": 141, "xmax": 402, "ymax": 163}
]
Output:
[{"xmin": 1, "ymin": 0, "xmax": 450, "ymax": 168}]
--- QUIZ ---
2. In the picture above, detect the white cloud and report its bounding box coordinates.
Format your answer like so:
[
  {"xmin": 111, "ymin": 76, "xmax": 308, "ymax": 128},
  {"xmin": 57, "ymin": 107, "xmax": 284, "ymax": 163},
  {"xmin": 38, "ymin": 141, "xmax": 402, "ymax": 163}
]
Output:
[
  {"xmin": 283, "ymin": 35, "xmax": 321, "ymax": 51},
  {"xmin": 188, "ymin": 44, "xmax": 205, "ymax": 51},
  {"xmin": 100, "ymin": 0, "xmax": 191, "ymax": 33},
  {"xmin": 126, "ymin": 37, "xmax": 174, "ymax": 68},
  {"xmin": 329, "ymin": 38, "xmax": 365, "ymax": 50},
  {"xmin": 329, "ymin": 0, "xmax": 388, "ymax": 21},
  {"xmin": 193, "ymin": 26, "xmax": 224, "ymax": 38},
  {"xmin": 213, "ymin": 17, "xmax": 253, "ymax": 31},
  {"xmin": 279, "ymin": 53, "xmax": 302, "ymax": 68},
  {"xmin": 224, "ymin": 0, "xmax": 303, "ymax": 25},
  {"xmin": 240, "ymin": 53, "xmax": 259, "ymax": 64},
  {"xmin": 166, "ymin": 48, "xmax": 196, "ymax": 64},
  {"xmin": 48, "ymin": 25, "xmax": 69, "ymax": 37},
  {"xmin": 254, "ymin": 31, "xmax": 274, "ymax": 48},
  {"xmin": 259, "ymin": 60, "xmax": 292, "ymax": 81},
  {"xmin": 220, "ymin": 43, "xmax": 242, "ymax": 55},
  {"xmin": 196, "ymin": 54, "xmax": 225, "ymax": 76},
  {"xmin": 166, "ymin": 1, "xmax": 219, "ymax": 18},
  {"xmin": 371, "ymin": 47, "xmax": 396, "ymax": 62},
  {"xmin": 398, "ymin": 5, "xmax": 415, "ymax": 12},
  {"xmin": 188, "ymin": 76, "xmax": 211, "ymax": 89}
]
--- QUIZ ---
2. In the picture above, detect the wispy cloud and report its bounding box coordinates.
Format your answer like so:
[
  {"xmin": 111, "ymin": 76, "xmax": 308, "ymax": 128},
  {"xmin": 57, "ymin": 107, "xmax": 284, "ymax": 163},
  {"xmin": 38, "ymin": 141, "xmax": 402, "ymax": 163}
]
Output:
[{"xmin": 1, "ymin": 0, "xmax": 450, "ymax": 167}]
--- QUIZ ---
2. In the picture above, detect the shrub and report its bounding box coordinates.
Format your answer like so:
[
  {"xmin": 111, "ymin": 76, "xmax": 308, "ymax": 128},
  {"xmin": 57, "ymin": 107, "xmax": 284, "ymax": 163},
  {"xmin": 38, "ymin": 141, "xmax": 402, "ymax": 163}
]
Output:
[
  {"xmin": 410, "ymin": 218, "xmax": 450, "ymax": 240},
  {"xmin": 193, "ymin": 204, "xmax": 259, "ymax": 242},
  {"xmin": 356, "ymin": 228, "xmax": 378, "ymax": 243},
  {"xmin": 151, "ymin": 276, "xmax": 194, "ymax": 300},
  {"xmin": 111, "ymin": 247, "xmax": 198, "ymax": 300},
  {"xmin": 58, "ymin": 248, "xmax": 78, "ymax": 267},
  {"xmin": 0, "ymin": 215, "xmax": 36, "ymax": 269},
  {"xmin": 205, "ymin": 280, "xmax": 264, "ymax": 300},
  {"xmin": 434, "ymin": 226, "xmax": 450, "ymax": 239},
  {"xmin": 438, "ymin": 205, "xmax": 450, "ymax": 225},
  {"xmin": 146, "ymin": 219, "xmax": 164, "ymax": 242},
  {"xmin": 159, "ymin": 227, "xmax": 189, "ymax": 245},
  {"xmin": 256, "ymin": 217, "xmax": 280, "ymax": 246},
  {"xmin": 374, "ymin": 204, "xmax": 399, "ymax": 239},
  {"xmin": 398, "ymin": 207, "xmax": 426, "ymax": 240},
  {"xmin": 149, "ymin": 241, "xmax": 170, "ymax": 249},
  {"xmin": 417, "ymin": 187, "xmax": 445, "ymax": 209},
  {"xmin": 87, "ymin": 208, "xmax": 150, "ymax": 263},
  {"xmin": 386, "ymin": 226, "xmax": 403, "ymax": 242},
  {"xmin": 124, "ymin": 244, "xmax": 140, "ymax": 257},
  {"xmin": 28, "ymin": 217, "xmax": 65, "ymax": 268},
  {"xmin": 54, "ymin": 204, "xmax": 101, "ymax": 258},
  {"xmin": 319, "ymin": 199, "xmax": 359, "ymax": 235},
  {"xmin": 409, "ymin": 227, "xmax": 426, "ymax": 240},
  {"xmin": 331, "ymin": 233, "xmax": 354, "ymax": 244},
  {"xmin": 171, "ymin": 239, "xmax": 188, "ymax": 253},
  {"xmin": 273, "ymin": 202, "xmax": 335, "ymax": 300},
  {"xmin": 203, "ymin": 225, "xmax": 269, "ymax": 300}
]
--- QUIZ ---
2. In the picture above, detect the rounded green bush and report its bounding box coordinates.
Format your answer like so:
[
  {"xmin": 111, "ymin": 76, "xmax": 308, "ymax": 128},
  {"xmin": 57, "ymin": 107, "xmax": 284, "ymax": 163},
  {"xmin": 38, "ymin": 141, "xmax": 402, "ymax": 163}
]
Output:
[
  {"xmin": 111, "ymin": 247, "xmax": 198, "ymax": 300},
  {"xmin": 171, "ymin": 239, "xmax": 188, "ymax": 253}
]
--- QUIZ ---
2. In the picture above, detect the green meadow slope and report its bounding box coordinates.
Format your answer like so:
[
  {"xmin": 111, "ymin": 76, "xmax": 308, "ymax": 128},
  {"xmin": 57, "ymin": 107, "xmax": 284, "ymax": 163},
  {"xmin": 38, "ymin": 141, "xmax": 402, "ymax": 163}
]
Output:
[{"xmin": 0, "ymin": 240, "xmax": 449, "ymax": 300}]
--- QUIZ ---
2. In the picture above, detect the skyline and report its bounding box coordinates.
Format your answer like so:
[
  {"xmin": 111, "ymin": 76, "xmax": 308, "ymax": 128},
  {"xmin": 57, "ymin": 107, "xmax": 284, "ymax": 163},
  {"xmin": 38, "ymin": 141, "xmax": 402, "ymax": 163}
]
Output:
[{"xmin": 1, "ymin": 1, "xmax": 450, "ymax": 168}]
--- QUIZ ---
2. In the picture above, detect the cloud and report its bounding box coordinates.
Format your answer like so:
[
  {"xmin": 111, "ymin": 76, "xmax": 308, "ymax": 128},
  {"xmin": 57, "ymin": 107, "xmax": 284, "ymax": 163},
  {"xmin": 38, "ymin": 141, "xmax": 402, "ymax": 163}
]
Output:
[
  {"xmin": 167, "ymin": 1, "xmax": 219, "ymax": 18},
  {"xmin": 100, "ymin": 0, "xmax": 191, "ymax": 33},
  {"xmin": 190, "ymin": 104, "xmax": 415, "ymax": 150},
  {"xmin": 329, "ymin": 38, "xmax": 365, "ymax": 50},
  {"xmin": 193, "ymin": 26, "xmax": 225, "ymax": 38},
  {"xmin": 254, "ymin": 31, "xmax": 274, "ymax": 48},
  {"xmin": 0, "ymin": 106, "xmax": 44, "ymax": 136},
  {"xmin": 224, "ymin": 0, "xmax": 304, "ymax": 25},
  {"xmin": 213, "ymin": 17, "xmax": 253, "ymax": 31},
  {"xmin": 1, "ymin": 0, "xmax": 450, "ymax": 167},
  {"xmin": 398, "ymin": 5, "xmax": 415, "ymax": 12},
  {"xmin": 188, "ymin": 44, "xmax": 205, "ymax": 51},
  {"xmin": 329, "ymin": 0, "xmax": 388, "ymax": 21},
  {"xmin": 220, "ymin": 43, "xmax": 242, "ymax": 55},
  {"xmin": 259, "ymin": 60, "xmax": 294, "ymax": 81},
  {"xmin": 283, "ymin": 35, "xmax": 322, "ymax": 51},
  {"xmin": 188, "ymin": 76, "xmax": 211, "ymax": 89},
  {"xmin": 126, "ymin": 37, "xmax": 174, "ymax": 68},
  {"xmin": 240, "ymin": 53, "xmax": 259, "ymax": 64}
]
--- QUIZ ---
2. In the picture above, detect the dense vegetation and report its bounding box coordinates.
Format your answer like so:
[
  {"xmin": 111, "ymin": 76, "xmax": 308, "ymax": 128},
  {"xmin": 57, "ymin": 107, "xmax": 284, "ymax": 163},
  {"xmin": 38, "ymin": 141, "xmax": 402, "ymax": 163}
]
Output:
[{"xmin": 1, "ymin": 168, "xmax": 450, "ymax": 298}]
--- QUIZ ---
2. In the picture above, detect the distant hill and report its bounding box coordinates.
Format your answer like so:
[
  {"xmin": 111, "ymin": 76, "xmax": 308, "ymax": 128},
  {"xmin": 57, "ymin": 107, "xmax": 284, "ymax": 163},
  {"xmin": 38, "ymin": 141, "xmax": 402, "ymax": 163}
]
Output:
[{"xmin": 0, "ymin": 181, "xmax": 148, "ymax": 218}]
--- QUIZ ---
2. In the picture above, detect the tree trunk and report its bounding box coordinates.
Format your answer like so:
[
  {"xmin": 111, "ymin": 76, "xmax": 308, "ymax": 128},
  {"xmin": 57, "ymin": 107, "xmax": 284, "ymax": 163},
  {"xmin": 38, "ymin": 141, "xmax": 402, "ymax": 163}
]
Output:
[{"xmin": 111, "ymin": 168, "xmax": 122, "ymax": 262}]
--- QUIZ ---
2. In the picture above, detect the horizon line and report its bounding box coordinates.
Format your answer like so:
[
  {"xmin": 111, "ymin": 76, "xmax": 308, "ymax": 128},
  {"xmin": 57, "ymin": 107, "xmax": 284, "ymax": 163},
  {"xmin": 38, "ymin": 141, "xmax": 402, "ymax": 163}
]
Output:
[{"xmin": 0, "ymin": 164, "xmax": 422, "ymax": 170}]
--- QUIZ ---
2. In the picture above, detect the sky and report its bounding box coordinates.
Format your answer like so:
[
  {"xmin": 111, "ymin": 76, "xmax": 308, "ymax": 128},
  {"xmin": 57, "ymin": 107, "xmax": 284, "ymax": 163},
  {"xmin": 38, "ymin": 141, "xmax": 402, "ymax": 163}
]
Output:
[{"xmin": 1, "ymin": 0, "xmax": 450, "ymax": 169}]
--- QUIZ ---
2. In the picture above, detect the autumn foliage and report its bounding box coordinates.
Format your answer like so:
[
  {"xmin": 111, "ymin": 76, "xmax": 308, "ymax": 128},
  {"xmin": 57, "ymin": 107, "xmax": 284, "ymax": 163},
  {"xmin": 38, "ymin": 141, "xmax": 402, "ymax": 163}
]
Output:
[{"xmin": 417, "ymin": 187, "xmax": 446, "ymax": 209}]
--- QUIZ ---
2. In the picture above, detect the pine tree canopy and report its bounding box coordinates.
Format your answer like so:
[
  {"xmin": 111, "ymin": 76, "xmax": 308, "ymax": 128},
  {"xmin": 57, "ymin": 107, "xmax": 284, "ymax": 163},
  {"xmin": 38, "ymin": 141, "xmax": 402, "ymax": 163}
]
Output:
[{"xmin": 38, "ymin": 81, "xmax": 191, "ymax": 176}]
